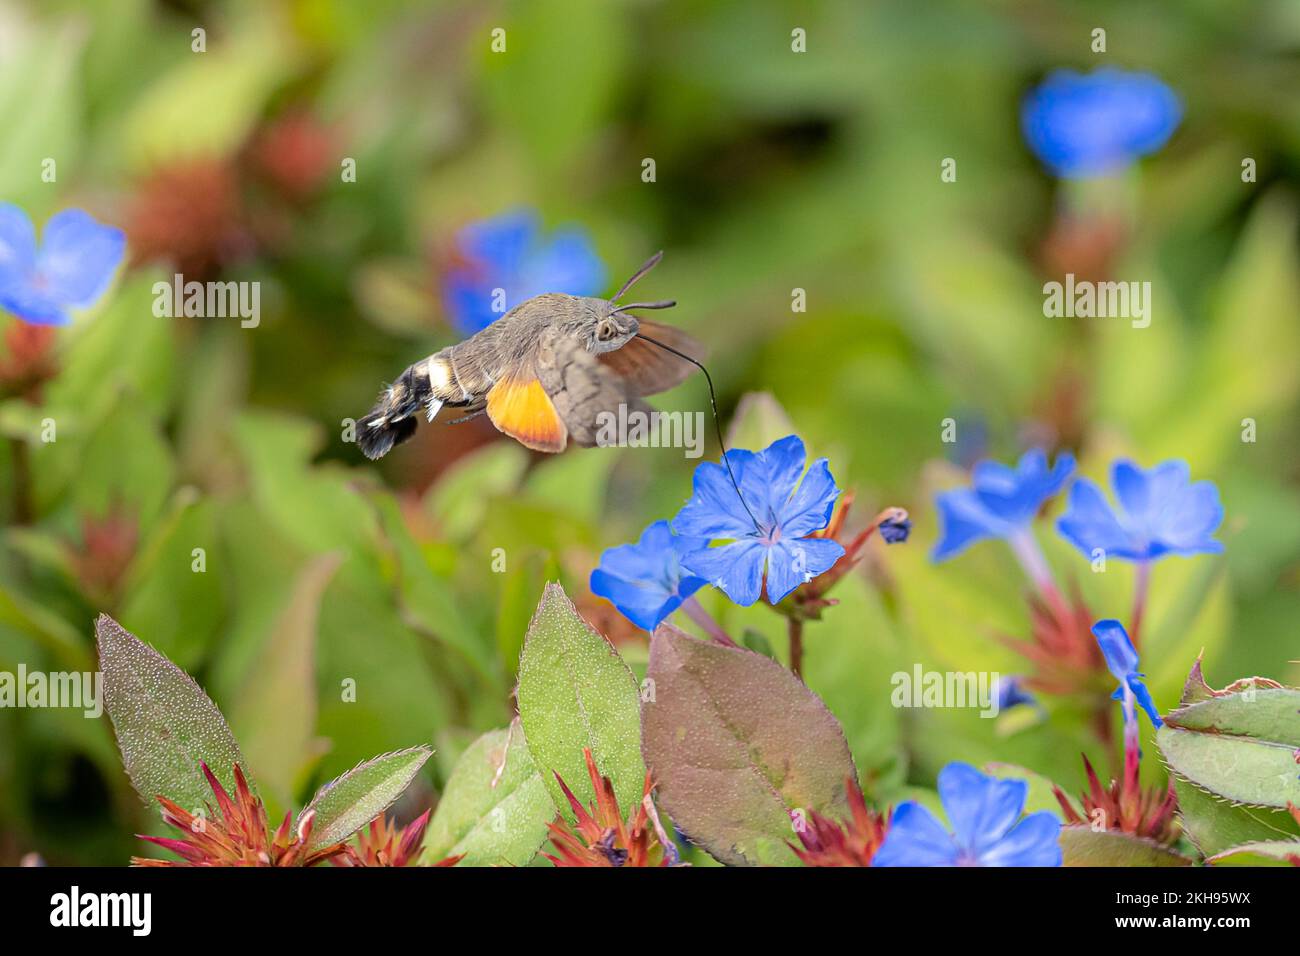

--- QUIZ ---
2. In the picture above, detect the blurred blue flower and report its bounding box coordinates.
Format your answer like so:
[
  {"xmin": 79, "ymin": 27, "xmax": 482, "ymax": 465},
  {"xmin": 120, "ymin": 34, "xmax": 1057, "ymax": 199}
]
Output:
[
  {"xmin": 994, "ymin": 675, "xmax": 1038, "ymax": 713},
  {"xmin": 442, "ymin": 209, "xmax": 606, "ymax": 334},
  {"xmin": 0, "ymin": 205, "xmax": 126, "ymax": 326},
  {"xmin": 1092, "ymin": 619, "xmax": 1162, "ymax": 728},
  {"xmin": 589, "ymin": 520, "xmax": 708, "ymax": 631},
  {"xmin": 1056, "ymin": 459, "xmax": 1222, "ymax": 563},
  {"xmin": 932, "ymin": 449, "xmax": 1075, "ymax": 562},
  {"xmin": 872, "ymin": 762, "xmax": 1061, "ymax": 867},
  {"xmin": 879, "ymin": 514, "xmax": 912, "ymax": 544},
  {"xmin": 1021, "ymin": 68, "xmax": 1182, "ymax": 179},
  {"xmin": 673, "ymin": 435, "xmax": 844, "ymax": 606}
]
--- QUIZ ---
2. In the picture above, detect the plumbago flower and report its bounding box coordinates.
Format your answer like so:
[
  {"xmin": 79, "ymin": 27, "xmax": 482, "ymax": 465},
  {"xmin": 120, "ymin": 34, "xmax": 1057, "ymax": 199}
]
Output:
[
  {"xmin": 872, "ymin": 763, "xmax": 1061, "ymax": 867},
  {"xmin": 442, "ymin": 209, "xmax": 606, "ymax": 334},
  {"xmin": 932, "ymin": 449, "xmax": 1074, "ymax": 585},
  {"xmin": 1054, "ymin": 621, "xmax": 1177, "ymax": 844},
  {"xmin": 0, "ymin": 205, "xmax": 126, "ymax": 326},
  {"xmin": 589, "ymin": 520, "xmax": 707, "ymax": 631},
  {"xmin": 1094, "ymin": 619, "xmax": 1162, "ymax": 729},
  {"xmin": 1021, "ymin": 69, "xmax": 1182, "ymax": 179},
  {"xmin": 673, "ymin": 435, "xmax": 845, "ymax": 606},
  {"xmin": 1059, "ymin": 460, "xmax": 1222, "ymax": 643},
  {"xmin": 1057, "ymin": 459, "xmax": 1223, "ymax": 563}
]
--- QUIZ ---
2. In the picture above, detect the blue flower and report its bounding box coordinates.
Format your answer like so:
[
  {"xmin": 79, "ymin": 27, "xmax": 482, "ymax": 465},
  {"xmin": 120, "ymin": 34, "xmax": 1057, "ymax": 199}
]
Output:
[
  {"xmin": 1056, "ymin": 459, "xmax": 1222, "ymax": 563},
  {"xmin": 872, "ymin": 763, "xmax": 1061, "ymax": 867},
  {"xmin": 0, "ymin": 205, "xmax": 126, "ymax": 326},
  {"xmin": 1021, "ymin": 68, "xmax": 1182, "ymax": 179},
  {"xmin": 1092, "ymin": 619, "xmax": 1162, "ymax": 728},
  {"xmin": 589, "ymin": 521, "xmax": 708, "ymax": 631},
  {"xmin": 673, "ymin": 435, "xmax": 844, "ymax": 607},
  {"xmin": 932, "ymin": 449, "xmax": 1074, "ymax": 562},
  {"xmin": 879, "ymin": 515, "xmax": 912, "ymax": 544},
  {"xmin": 994, "ymin": 675, "xmax": 1038, "ymax": 713},
  {"xmin": 442, "ymin": 209, "xmax": 606, "ymax": 335}
]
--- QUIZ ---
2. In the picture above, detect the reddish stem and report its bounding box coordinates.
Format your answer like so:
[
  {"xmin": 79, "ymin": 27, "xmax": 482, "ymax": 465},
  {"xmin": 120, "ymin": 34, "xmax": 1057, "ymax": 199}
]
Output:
[
  {"xmin": 1129, "ymin": 560, "xmax": 1151, "ymax": 649},
  {"xmin": 788, "ymin": 617, "xmax": 804, "ymax": 679}
]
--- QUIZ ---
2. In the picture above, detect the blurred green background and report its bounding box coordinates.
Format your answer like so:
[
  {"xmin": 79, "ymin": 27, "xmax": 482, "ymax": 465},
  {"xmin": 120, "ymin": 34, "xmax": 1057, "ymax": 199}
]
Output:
[{"xmin": 2, "ymin": 0, "xmax": 1299, "ymax": 864}]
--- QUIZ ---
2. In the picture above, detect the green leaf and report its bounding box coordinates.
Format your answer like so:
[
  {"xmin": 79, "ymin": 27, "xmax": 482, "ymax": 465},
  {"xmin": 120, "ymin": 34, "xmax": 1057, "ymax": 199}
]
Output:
[
  {"xmin": 802, "ymin": 575, "xmax": 906, "ymax": 788},
  {"xmin": 516, "ymin": 582, "xmax": 645, "ymax": 816},
  {"xmin": 426, "ymin": 442, "xmax": 530, "ymax": 541},
  {"xmin": 1156, "ymin": 724, "xmax": 1300, "ymax": 809},
  {"xmin": 1163, "ymin": 687, "xmax": 1300, "ymax": 746},
  {"xmin": 96, "ymin": 614, "xmax": 250, "ymax": 813},
  {"xmin": 229, "ymin": 553, "xmax": 342, "ymax": 810},
  {"xmin": 641, "ymin": 623, "xmax": 858, "ymax": 866},
  {"xmin": 1172, "ymin": 776, "xmax": 1300, "ymax": 858},
  {"xmin": 1060, "ymin": 826, "xmax": 1192, "ymax": 867},
  {"xmin": 725, "ymin": 391, "xmax": 798, "ymax": 452},
  {"xmin": 1206, "ymin": 841, "xmax": 1300, "ymax": 866},
  {"xmin": 232, "ymin": 411, "xmax": 377, "ymax": 556},
  {"xmin": 117, "ymin": 24, "xmax": 294, "ymax": 172},
  {"xmin": 299, "ymin": 746, "xmax": 431, "ymax": 853},
  {"xmin": 424, "ymin": 723, "xmax": 554, "ymax": 866},
  {"xmin": 1156, "ymin": 684, "xmax": 1300, "ymax": 811},
  {"xmin": 117, "ymin": 492, "xmax": 221, "ymax": 671},
  {"xmin": 0, "ymin": 24, "xmax": 81, "ymax": 212}
]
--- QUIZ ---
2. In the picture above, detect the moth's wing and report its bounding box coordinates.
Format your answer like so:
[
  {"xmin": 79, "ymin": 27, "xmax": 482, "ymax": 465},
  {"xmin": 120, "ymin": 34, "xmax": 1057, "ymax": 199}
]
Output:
[
  {"xmin": 485, "ymin": 376, "xmax": 569, "ymax": 453},
  {"xmin": 597, "ymin": 320, "xmax": 707, "ymax": 396},
  {"xmin": 538, "ymin": 328, "xmax": 646, "ymax": 447}
]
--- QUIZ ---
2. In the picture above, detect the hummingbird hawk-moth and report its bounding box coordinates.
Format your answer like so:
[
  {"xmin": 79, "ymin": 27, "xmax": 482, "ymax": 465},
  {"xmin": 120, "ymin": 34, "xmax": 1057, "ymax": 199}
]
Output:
[{"xmin": 356, "ymin": 251, "xmax": 706, "ymax": 460}]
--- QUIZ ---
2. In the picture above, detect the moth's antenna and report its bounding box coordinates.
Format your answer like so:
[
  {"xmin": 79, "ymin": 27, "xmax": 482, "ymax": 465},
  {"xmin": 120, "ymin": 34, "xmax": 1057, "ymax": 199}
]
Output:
[
  {"xmin": 634, "ymin": 331, "xmax": 761, "ymax": 533},
  {"xmin": 612, "ymin": 251, "xmax": 664, "ymax": 303},
  {"xmin": 610, "ymin": 299, "xmax": 676, "ymax": 315}
]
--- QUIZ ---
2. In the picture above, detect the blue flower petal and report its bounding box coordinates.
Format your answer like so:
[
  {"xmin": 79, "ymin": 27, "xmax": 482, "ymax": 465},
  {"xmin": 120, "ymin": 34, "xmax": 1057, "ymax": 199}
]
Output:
[
  {"xmin": 589, "ymin": 520, "xmax": 707, "ymax": 630},
  {"xmin": 1127, "ymin": 674, "xmax": 1164, "ymax": 728},
  {"xmin": 589, "ymin": 570, "xmax": 676, "ymax": 630},
  {"xmin": 1092, "ymin": 619, "xmax": 1139, "ymax": 683},
  {"xmin": 779, "ymin": 456, "xmax": 839, "ymax": 537},
  {"xmin": 749, "ymin": 435, "xmax": 807, "ymax": 525},
  {"xmin": 458, "ymin": 209, "xmax": 536, "ymax": 274},
  {"xmin": 672, "ymin": 452, "xmax": 761, "ymax": 539},
  {"xmin": 0, "ymin": 284, "xmax": 72, "ymax": 326},
  {"xmin": 1056, "ymin": 478, "xmax": 1133, "ymax": 558},
  {"xmin": 932, "ymin": 449, "xmax": 1073, "ymax": 562},
  {"xmin": 441, "ymin": 209, "xmax": 606, "ymax": 334},
  {"xmin": 938, "ymin": 762, "xmax": 1027, "ymax": 855},
  {"xmin": 1059, "ymin": 460, "xmax": 1222, "ymax": 562},
  {"xmin": 932, "ymin": 488, "xmax": 1003, "ymax": 561},
  {"xmin": 0, "ymin": 203, "xmax": 37, "ymax": 283},
  {"xmin": 522, "ymin": 227, "xmax": 606, "ymax": 299},
  {"xmin": 977, "ymin": 811, "xmax": 1062, "ymax": 867},
  {"xmin": 870, "ymin": 802, "xmax": 960, "ymax": 867},
  {"xmin": 765, "ymin": 536, "xmax": 844, "ymax": 604},
  {"xmin": 35, "ymin": 209, "xmax": 125, "ymax": 306},
  {"xmin": 1022, "ymin": 69, "xmax": 1181, "ymax": 179},
  {"xmin": 680, "ymin": 540, "xmax": 766, "ymax": 607}
]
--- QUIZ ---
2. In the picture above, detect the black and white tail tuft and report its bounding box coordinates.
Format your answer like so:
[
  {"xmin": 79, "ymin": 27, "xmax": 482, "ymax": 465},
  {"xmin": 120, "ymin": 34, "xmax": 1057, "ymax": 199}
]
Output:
[{"xmin": 355, "ymin": 363, "xmax": 439, "ymax": 460}]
